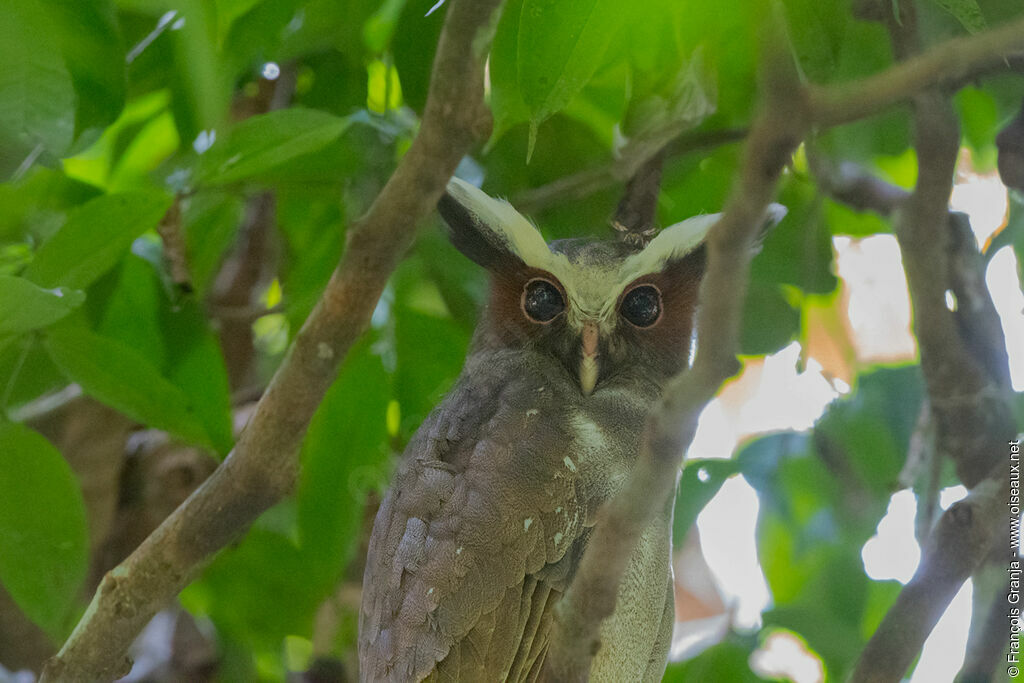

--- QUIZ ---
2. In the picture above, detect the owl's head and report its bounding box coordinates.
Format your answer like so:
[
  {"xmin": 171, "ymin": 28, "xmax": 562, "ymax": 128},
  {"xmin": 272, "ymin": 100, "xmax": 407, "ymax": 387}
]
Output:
[{"xmin": 438, "ymin": 178, "xmax": 784, "ymax": 396}]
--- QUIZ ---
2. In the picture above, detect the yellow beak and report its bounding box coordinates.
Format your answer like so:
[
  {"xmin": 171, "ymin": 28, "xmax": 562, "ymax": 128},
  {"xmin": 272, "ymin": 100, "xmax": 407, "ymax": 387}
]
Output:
[{"xmin": 580, "ymin": 322, "xmax": 599, "ymax": 395}]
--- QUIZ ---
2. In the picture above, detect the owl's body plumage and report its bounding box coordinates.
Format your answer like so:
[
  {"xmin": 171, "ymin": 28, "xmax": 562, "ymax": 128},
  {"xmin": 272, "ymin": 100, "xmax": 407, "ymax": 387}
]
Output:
[
  {"xmin": 360, "ymin": 344, "xmax": 672, "ymax": 681},
  {"xmin": 359, "ymin": 179, "xmax": 778, "ymax": 681}
]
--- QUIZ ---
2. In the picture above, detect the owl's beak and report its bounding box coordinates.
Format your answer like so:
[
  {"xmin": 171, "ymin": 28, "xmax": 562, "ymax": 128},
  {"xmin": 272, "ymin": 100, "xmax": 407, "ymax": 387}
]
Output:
[{"xmin": 580, "ymin": 322, "xmax": 599, "ymax": 395}]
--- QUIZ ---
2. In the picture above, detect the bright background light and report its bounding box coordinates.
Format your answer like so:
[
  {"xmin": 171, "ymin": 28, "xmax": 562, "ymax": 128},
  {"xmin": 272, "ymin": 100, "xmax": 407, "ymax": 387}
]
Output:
[{"xmin": 671, "ymin": 162, "xmax": 1022, "ymax": 682}]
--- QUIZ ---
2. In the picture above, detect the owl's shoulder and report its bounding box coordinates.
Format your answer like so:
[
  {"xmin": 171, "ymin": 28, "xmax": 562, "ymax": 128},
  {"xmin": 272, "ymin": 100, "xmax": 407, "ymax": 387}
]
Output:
[{"xmin": 359, "ymin": 350, "xmax": 588, "ymax": 680}]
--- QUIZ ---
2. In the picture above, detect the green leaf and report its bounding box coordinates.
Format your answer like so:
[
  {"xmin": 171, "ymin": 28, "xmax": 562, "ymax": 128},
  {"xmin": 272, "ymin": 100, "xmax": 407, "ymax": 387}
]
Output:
[
  {"xmin": 297, "ymin": 339, "xmax": 390, "ymax": 586},
  {"xmin": 672, "ymin": 458, "xmax": 742, "ymax": 547},
  {"xmin": 161, "ymin": 301, "xmax": 235, "ymax": 457},
  {"xmin": 490, "ymin": 0, "xmax": 531, "ymax": 142},
  {"xmin": 782, "ymin": 0, "xmax": 850, "ymax": 81},
  {"xmin": 198, "ymin": 108, "xmax": 350, "ymax": 185},
  {"xmin": 955, "ymin": 86, "xmax": 999, "ymax": 168},
  {"xmin": 38, "ymin": 0, "xmax": 126, "ymax": 139},
  {"xmin": 182, "ymin": 524, "xmax": 323, "ymax": 651},
  {"xmin": 44, "ymin": 324, "xmax": 212, "ymax": 448},
  {"xmin": 739, "ymin": 282, "xmax": 800, "ymax": 356},
  {"xmin": 182, "ymin": 192, "xmax": 245, "ymax": 297},
  {"xmin": 0, "ymin": 276, "xmax": 84, "ymax": 336},
  {"xmin": 0, "ymin": 422, "xmax": 88, "ymax": 639},
  {"xmin": 0, "ymin": 167, "xmax": 103, "ymax": 245},
  {"xmin": 392, "ymin": 0, "xmax": 446, "ymax": 112},
  {"xmin": 928, "ymin": 0, "xmax": 987, "ymax": 33},
  {"xmin": 169, "ymin": 0, "xmax": 232, "ymax": 144},
  {"xmin": 515, "ymin": 0, "xmax": 622, "ymax": 134},
  {"xmin": 0, "ymin": 1, "xmax": 76, "ymax": 159},
  {"xmin": 24, "ymin": 191, "xmax": 172, "ymax": 290},
  {"xmin": 663, "ymin": 638, "xmax": 767, "ymax": 682},
  {"xmin": 754, "ymin": 179, "xmax": 838, "ymax": 296}
]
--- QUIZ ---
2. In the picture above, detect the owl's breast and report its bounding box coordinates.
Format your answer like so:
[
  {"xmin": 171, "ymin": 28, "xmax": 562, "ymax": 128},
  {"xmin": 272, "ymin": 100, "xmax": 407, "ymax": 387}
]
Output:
[{"xmin": 359, "ymin": 350, "xmax": 663, "ymax": 681}]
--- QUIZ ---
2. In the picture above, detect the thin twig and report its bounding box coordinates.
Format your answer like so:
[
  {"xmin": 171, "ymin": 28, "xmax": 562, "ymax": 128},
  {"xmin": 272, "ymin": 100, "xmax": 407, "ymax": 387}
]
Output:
[
  {"xmin": 514, "ymin": 127, "xmax": 747, "ymax": 213},
  {"xmin": 809, "ymin": 14, "xmax": 1024, "ymax": 127},
  {"xmin": 611, "ymin": 150, "xmax": 665, "ymax": 247},
  {"xmin": 39, "ymin": 1, "xmax": 502, "ymax": 680}
]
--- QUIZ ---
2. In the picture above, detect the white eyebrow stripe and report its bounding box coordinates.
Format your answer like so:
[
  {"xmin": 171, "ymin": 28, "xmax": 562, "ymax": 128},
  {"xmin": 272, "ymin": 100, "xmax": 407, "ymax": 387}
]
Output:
[
  {"xmin": 617, "ymin": 213, "xmax": 720, "ymax": 284},
  {"xmin": 447, "ymin": 177, "xmax": 566, "ymax": 272}
]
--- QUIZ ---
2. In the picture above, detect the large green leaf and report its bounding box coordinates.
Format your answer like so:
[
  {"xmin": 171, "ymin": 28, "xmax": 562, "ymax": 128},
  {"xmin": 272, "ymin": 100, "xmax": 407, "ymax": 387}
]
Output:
[
  {"xmin": 672, "ymin": 458, "xmax": 743, "ymax": 547},
  {"xmin": 0, "ymin": 167, "xmax": 103, "ymax": 245},
  {"xmin": 24, "ymin": 190, "xmax": 172, "ymax": 290},
  {"xmin": 297, "ymin": 339, "xmax": 390, "ymax": 586},
  {"xmin": 0, "ymin": 276, "xmax": 84, "ymax": 337},
  {"xmin": 928, "ymin": 0, "xmax": 987, "ymax": 33},
  {"xmin": 392, "ymin": 0, "xmax": 446, "ymax": 112},
  {"xmin": 197, "ymin": 108, "xmax": 350, "ymax": 186},
  {"xmin": 0, "ymin": 422, "xmax": 88, "ymax": 639},
  {"xmin": 44, "ymin": 324, "xmax": 212, "ymax": 448},
  {"xmin": 754, "ymin": 178, "xmax": 838, "ymax": 296},
  {"xmin": 782, "ymin": 0, "xmax": 850, "ymax": 82},
  {"xmin": 739, "ymin": 282, "xmax": 800, "ymax": 356},
  {"xmin": 168, "ymin": 0, "xmax": 232, "ymax": 144},
  {"xmin": 181, "ymin": 524, "xmax": 324, "ymax": 651},
  {"xmin": 493, "ymin": 0, "xmax": 621, "ymax": 151},
  {"xmin": 0, "ymin": 1, "xmax": 75, "ymax": 161},
  {"xmin": 39, "ymin": 0, "xmax": 126, "ymax": 140},
  {"xmin": 161, "ymin": 300, "xmax": 235, "ymax": 457}
]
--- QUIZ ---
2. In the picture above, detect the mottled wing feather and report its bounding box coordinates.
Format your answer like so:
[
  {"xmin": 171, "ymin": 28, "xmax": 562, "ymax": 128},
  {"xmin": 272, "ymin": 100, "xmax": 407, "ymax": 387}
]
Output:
[{"xmin": 360, "ymin": 355, "xmax": 588, "ymax": 682}]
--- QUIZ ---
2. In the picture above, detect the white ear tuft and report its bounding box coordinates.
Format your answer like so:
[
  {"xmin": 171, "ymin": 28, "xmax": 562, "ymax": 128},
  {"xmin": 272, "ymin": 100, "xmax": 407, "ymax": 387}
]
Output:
[
  {"xmin": 444, "ymin": 177, "xmax": 555, "ymax": 269},
  {"xmin": 618, "ymin": 203, "xmax": 787, "ymax": 282}
]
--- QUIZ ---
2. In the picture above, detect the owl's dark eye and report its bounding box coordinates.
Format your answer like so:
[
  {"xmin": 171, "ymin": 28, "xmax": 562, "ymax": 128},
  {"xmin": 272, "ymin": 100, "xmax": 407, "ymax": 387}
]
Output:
[
  {"xmin": 522, "ymin": 278, "xmax": 565, "ymax": 323},
  {"xmin": 620, "ymin": 285, "xmax": 662, "ymax": 328}
]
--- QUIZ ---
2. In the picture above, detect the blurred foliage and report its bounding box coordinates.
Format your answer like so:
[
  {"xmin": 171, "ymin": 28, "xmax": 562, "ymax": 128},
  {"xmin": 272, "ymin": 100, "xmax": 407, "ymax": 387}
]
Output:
[{"xmin": 0, "ymin": 0, "xmax": 1022, "ymax": 680}]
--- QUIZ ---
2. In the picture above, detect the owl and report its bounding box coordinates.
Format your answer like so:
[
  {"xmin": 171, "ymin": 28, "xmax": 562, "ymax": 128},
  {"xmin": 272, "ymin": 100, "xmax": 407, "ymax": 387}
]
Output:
[{"xmin": 359, "ymin": 178, "xmax": 778, "ymax": 682}]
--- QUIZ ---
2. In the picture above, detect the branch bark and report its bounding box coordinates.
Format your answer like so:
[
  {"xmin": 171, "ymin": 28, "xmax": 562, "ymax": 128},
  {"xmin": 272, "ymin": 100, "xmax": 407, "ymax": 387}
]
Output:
[
  {"xmin": 517, "ymin": 14, "xmax": 1024, "ymax": 216},
  {"xmin": 542, "ymin": 9, "xmax": 1024, "ymax": 681},
  {"xmin": 850, "ymin": 477, "xmax": 1007, "ymax": 683},
  {"xmin": 541, "ymin": 33, "xmax": 811, "ymax": 680},
  {"xmin": 848, "ymin": 3, "xmax": 1017, "ymax": 680},
  {"xmin": 39, "ymin": 5, "xmax": 1024, "ymax": 682},
  {"xmin": 40, "ymin": 1, "xmax": 502, "ymax": 680}
]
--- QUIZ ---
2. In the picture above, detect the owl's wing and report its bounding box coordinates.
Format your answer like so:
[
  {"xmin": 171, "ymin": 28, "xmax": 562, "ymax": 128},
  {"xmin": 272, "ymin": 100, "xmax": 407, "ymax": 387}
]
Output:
[{"xmin": 359, "ymin": 360, "xmax": 589, "ymax": 682}]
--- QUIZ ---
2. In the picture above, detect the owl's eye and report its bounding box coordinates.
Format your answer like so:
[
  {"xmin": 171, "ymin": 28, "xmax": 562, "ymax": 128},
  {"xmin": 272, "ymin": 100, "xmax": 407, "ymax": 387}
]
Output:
[
  {"xmin": 522, "ymin": 278, "xmax": 565, "ymax": 323},
  {"xmin": 620, "ymin": 285, "xmax": 662, "ymax": 328}
]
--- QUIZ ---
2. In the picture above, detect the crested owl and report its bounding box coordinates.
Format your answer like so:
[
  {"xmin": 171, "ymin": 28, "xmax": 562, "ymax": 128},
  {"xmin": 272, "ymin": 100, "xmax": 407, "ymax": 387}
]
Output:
[{"xmin": 359, "ymin": 177, "xmax": 780, "ymax": 681}]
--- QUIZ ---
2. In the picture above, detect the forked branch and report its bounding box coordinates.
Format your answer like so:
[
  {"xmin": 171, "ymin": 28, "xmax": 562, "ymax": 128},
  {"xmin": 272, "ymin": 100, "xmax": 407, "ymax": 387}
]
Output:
[{"xmin": 40, "ymin": 0, "xmax": 503, "ymax": 679}]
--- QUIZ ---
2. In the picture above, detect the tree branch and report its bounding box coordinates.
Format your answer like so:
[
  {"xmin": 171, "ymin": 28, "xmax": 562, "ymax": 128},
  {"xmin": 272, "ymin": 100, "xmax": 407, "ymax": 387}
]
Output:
[
  {"xmin": 517, "ymin": 14, "xmax": 1024, "ymax": 216},
  {"xmin": 39, "ymin": 1, "xmax": 503, "ymax": 680},
  {"xmin": 850, "ymin": 476, "xmax": 1007, "ymax": 683},
  {"xmin": 849, "ymin": 4, "xmax": 1017, "ymax": 680},
  {"xmin": 611, "ymin": 150, "xmax": 665, "ymax": 247},
  {"xmin": 809, "ymin": 14, "xmax": 1024, "ymax": 128},
  {"xmin": 540, "ymin": 34, "xmax": 811, "ymax": 681},
  {"xmin": 513, "ymin": 127, "xmax": 747, "ymax": 214}
]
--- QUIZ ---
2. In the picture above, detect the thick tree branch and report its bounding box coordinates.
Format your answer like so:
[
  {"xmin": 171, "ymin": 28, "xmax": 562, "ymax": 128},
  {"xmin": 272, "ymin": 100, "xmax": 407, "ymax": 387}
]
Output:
[
  {"xmin": 541, "ymin": 39, "xmax": 811, "ymax": 681},
  {"xmin": 850, "ymin": 476, "xmax": 1007, "ymax": 683},
  {"xmin": 849, "ymin": 4, "xmax": 1017, "ymax": 681},
  {"xmin": 39, "ymin": 1, "xmax": 502, "ymax": 680}
]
